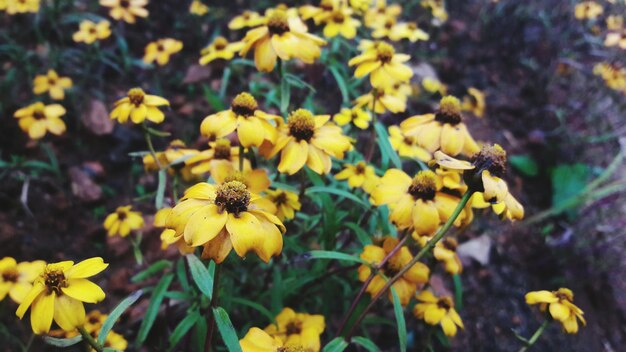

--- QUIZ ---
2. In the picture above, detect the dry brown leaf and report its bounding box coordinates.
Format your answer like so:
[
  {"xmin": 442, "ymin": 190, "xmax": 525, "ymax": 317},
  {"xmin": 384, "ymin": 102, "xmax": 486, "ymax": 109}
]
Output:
[
  {"xmin": 68, "ymin": 166, "xmax": 102, "ymax": 202},
  {"xmin": 182, "ymin": 64, "xmax": 212, "ymax": 84},
  {"xmin": 82, "ymin": 100, "xmax": 114, "ymax": 135}
]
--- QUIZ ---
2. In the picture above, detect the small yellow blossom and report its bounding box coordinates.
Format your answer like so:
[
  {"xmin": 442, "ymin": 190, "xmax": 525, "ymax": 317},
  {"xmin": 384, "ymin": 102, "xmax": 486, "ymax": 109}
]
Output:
[
  {"xmin": 422, "ymin": 0, "xmax": 448, "ymax": 23},
  {"xmin": 189, "ymin": 0, "xmax": 208, "ymax": 16},
  {"xmin": 319, "ymin": 7, "xmax": 362, "ymax": 39},
  {"xmin": 349, "ymin": 0, "xmax": 372, "ymax": 13},
  {"xmin": 354, "ymin": 86, "xmax": 408, "ymax": 114},
  {"xmin": 240, "ymin": 9, "xmax": 327, "ymax": 72},
  {"xmin": 333, "ymin": 107, "xmax": 371, "ymax": 129},
  {"xmin": 265, "ymin": 189, "xmax": 301, "ymax": 221},
  {"xmin": 228, "ymin": 10, "xmax": 265, "ymax": 30},
  {"xmin": 388, "ymin": 22, "xmax": 429, "ymax": 42},
  {"xmin": 574, "ymin": 1, "xmax": 603, "ymax": 20},
  {"xmin": 433, "ymin": 238, "xmax": 463, "ymax": 274},
  {"xmin": 5, "ymin": 0, "xmax": 39, "ymax": 14},
  {"xmin": 165, "ymin": 181, "xmax": 286, "ymax": 263},
  {"xmin": 100, "ymin": 0, "xmax": 148, "ymax": 24},
  {"xmin": 526, "ymin": 288, "xmax": 586, "ymax": 334},
  {"xmin": 143, "ymin": 38, "xmax": 183, "ymax": 66},
  {"xmin": 364, "ymin": 0, "xmax": 401, "ymax": 29},
  {"xmin": 401, "ymin": 96, "xmax": 479, "ymax": 156},
  {"xmin": 143, "ymin": 140, "xmax": 200, "ymax": 182},
  {"xmin": 299, "ymin": 0, "xmax": 337, "ymax": 24},
  {"xmin": 240, "ymin": 327, "xmax": 283, "ymax": 352},
  {"xmin": 604, "ymin": 30, "xmax": 626, "ymax": 49},
  {"xmin": 606, "ymin": 15, "xmax": 623, "ymax": 31},
  {"xmin": 335, "ymin": 161, "xmax": 379, "ymax": 192},
  {"xmin": 73, "ymin": 20, "xmax": 112, "ymax": 44},
  {"xmin": 0, "ymin": 258, "xmax": 45, "ymax": 304},
  {"xmin": 388, "ymin": 125, "xmax": 431, "ymax": 161},
  {"xmin": 422, "ymin": 77, "xmax": 447, "ymax": 95},
  {"xmin": 462, "ymin": 87, "xmax": 486, "ymax": 118},
  {"xmin": 33, "ymin": 70, "xmax": 72, "ymax": 100},
  {"xmin": 414, "ymin": 290, "xmax": 464, "ymax": 336},
  {"xmin": 110, "ymin": 88, "xmax": 169, "ymax": 124},
  {"xmin": 199, "ymin": 37, "xmax": 244, "ymax": 65},
  {"xmin": 264, "ymin": 308, "xmax": 325, "ymax": 352},
  {"xmin": 593, "ymin": 62, "xmax": 626, "ymax": 93},
  {"xmin": 14, "ymin": 102, "xmax": 66, "ymax": 140},
  {"xmin": 103, "ymin": 205, "xmax": 144, "ymax": 237},
  {"xmin": 16, "ymin": 258, "xmax": 108, "ymax": 334},
  {"xmin": 349, "ymin": 41, "xmax": 413, "ymax": 89},
  {"xmin": 186, "ymin": 139, "xmax": 245, "ymax": 177},
  {"xmin": 267, "ymin": 109, "xmax": 352, "ymax": 175},
  {"xmin": 359, "ymin": 237, "xmax": 430, "ymax": 305}
]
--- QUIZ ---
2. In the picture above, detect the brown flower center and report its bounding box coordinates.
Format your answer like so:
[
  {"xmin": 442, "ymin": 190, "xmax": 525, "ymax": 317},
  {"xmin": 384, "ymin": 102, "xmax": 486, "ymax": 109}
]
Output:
[
  {"xmin": 355, "ymin": 162, "xmax": 366, "ymax": 174},
  {"xmin": 215, "ymin": 181, "xmax": 250, "ymax": 215},
  {"xmin": 408, "ymin": 170, "xmax": 437, "ymax": 201},
  {"xmin": 213, "ymin": 36, "xmax": 228, "ymax": 50},
  {"xmin": 2, "ymin": 269, "xmax": 18, "ymax": 283},
  {"xmin": 119, "ymin": 0, "xmax": 130, "ymax": 8},
  {"xmin": 376, "ymin": 42, "xmax": 395, "ymax": 63},
  {"xmin": 469, "ymin": 144, "xmax": 507, "ymax": 178},
  {"xmin": 278, "ymin": 346, "xmax": 312, "ymax": 352},
  {"xmin": 33, "ymin": 108, "xmax": 46, "ymax": 120},
  {"xmin": 156, "ymin": 43, "xmax": 165, "ymax": 52},
  {"xmin": 267, "ymin": 10, "xmax": 290, "ymax": 35},
  {"xmin": 44, "ymin": 269, "xmax": 67, "ymax": 295},
  {"xmin": 403, "ymin": 136, "xmax": 415, "ymax": 145},
  {"xmin": 332, "ymin": 11, "xmax": 345, "ymax": 23},
  {"xmin": 128, "ymin": 88, "xmax": 145, "ymax": 106},
  {"xmin": 285, "ymin": 321, "xmax": 302, "ymax": 335},
  {"xmin": 437, "ymin": 297, "xmax": 453, "ymax": 310},
  {"xmin": 273, "ymin": 191, "xmax": 288, "ymax": 206},
  {"xmin": 213, "ymin": 139, "xmax": 232, "ymax": 160},
  {"xmin": 231, "ymin": 92, "xmax": 258, "ymax": 117},
  {"xmin": 116, "ymin": 210, "xmax": 127, "ymax": 220},
  {"xmin": 435, "ymin": 96, "xmax": 462, "ymax": 125},
  {"xmin": 288, "ymin": 109, "xmax": 316, "ymax": 142},
  {"xmin": 442, "ymin": 238, "xmax": 458, "ymax": 251}
]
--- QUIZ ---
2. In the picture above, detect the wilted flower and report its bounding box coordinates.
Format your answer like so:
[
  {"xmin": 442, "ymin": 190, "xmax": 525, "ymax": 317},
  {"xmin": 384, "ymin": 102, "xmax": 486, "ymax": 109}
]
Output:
[
  {"xmin": 526, "ymin": 288, "xmax": 585, "ymax": 334},
  {"xmin": 264, "ymin": 308, "xmax": 325, "ymax": 351},
  {"xmin": 73, "ymin": 20, "xmax": 112, "ymax": 44},
  {"xmin": 110, "ymin": 88, "xmax": 169, "ymax": 124},
  {"xmin": 199, "ymin": 37, "xmax": 244, "ymax": 65},
  {"xmin": 462, "ymin": 87, "xmax": 486, "ymax": 118},
  {"xmin": 414, "ymin": 290, "xmax": 464, "ymax": 337},
  {"xmin": 14, "ymin": 102, "xmax": 66, "ymax": 140},
  {"xmin": 143, "ymin": 38, "xmax": 183, "ymax": 66},
  {"xmin": 103, "ymin": 205, "xmax": 144, "ymax": 237},
  {"xmin": 0, "ymin": 258, "xmax": 45, "ymax": 304},
  {"xmin": 33, "ymin": 70, "xmax": 73, "ymax": 100},
  {"xmin": 100, "ymin": 0, "xmax": 148, "ymax": 24}
]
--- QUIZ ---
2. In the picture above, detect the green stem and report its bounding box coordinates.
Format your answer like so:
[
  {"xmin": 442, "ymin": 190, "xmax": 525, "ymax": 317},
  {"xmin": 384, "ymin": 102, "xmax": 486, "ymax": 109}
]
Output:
[
  {"xmin": 22, "ymin": 333, "xmax": 34, "ymax": 352},
  {"xmin": 344, "ymin": 191, "xmax": 473, "ymax": 340},
  {"xmin": 142, "ymin": 122, "xmax": 163, "ymax": 170},
  {"xmin": 518, "ymin": 318, "xmax": 550, "ymax": 352},
  {"xmin": 205, "ymin": 265, "xmax": 222, "ymax": 352},
  {"xmin": 365, "ymin": 90, "xmax": 378, "ymax": 163},
  {"xmin": 78, "ymin": 326, "xmax": 103, "ymax": 352},
  {"xmin": 239, "ymin": 144, "xmax": 244, "ymax": 171}
]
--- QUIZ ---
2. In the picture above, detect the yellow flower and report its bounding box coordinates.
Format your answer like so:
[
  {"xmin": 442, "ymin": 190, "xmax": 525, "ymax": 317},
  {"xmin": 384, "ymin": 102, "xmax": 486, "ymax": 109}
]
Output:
[
  {"xmin": 189, "ymin": 0, "xmax": 208, "ymax": 16},
  {"xmin": 349, "ymin": 41, "xmax": 413, "ymax": 89},
  {"xmin": 101, "ymin": 331, "xmax": 128, "ymax": 350},
  {"xmin": 354, "ymin": 86, "xmax": 408, "ymax": 114},
  {"xmin": 265, "ymin": 189, "xmax": 301, "ymax": 221},
  {"xmin": 604, "ymin": 30, "xmax": 626, "ymax": 49},
  {"xmin": 83, "ymin": 309, "xmax": 107, "ymax": 333},
  {"xmin": 240, "ymin": 327, "xmax": 284, "ymax": 352},
  {"xmin": 228, "ymin": 10, "xmax": 265, "ymax": 30},
  {"xmin": 358, "ymin": 237, "xmax": 430, "ymax": 306},
  {"xmin": 143, "ymin": 140, "xmax": 200, "ymax": 182},
  {"xmin": 16, "ymin": 258, "xmax": 108, "ymax": 334},
  {"xmin": 100, "ymin": 0, "xmax": 148, "ymax": 24},
  {"xmin": 268, "ymin": 109, "xmax": 352, "ymax": 175},
  {"xmin": 14, "ymin": 102, "xmax": 66, "ymax": 140},
  {"xmin": 364, "ymin": 0, "xmax": 401, "ymax": 28},
  {"xmin": 110, "ymin": 88, "xmax": 169, "ymax": 124},
  {"xmin": 525, "ymin": 288, "xmax": 586, "ymax": 334},
  {"xmin": 264, "ymin": 308, "xmax": 325, "ymax": 352},
  {"xmin": 335, "ymin": 161, "xmax": 379, "ymax": 192},
  {"xmin": 388, "ymin": 125, "xmax": 431, "ymax": 161},
  {"xmin": 5, "ymin": 0, "xmax": 39, "ymax": 14},
  {"xmin": 371, "ymin": 170, "xmax": 467, "ymax": 235},
  {"xmin": 299, "ymin": 0, "xmax": 337, "ymax": 24},
  {"xmin": 414, "ymin": 290, "xmax": 464, "ymax": 337},
  {"xmin": 73, "ymin": 20, "xmax": 112, "ymax": 44},
  {"xmin": 470, "ymin": 191, "xmax": 524, "ymax": 221},
  {"xmin": 103, "ymin": 205, "xmax": 144, "ymax": 237},
  {"xmin": 186, "ymin": 139, "xmax": 246, "ymax": 177},
  {"xmin": 200, "ymin": 92, "xmax": 280, "ymax": 148},
  {"xmin": 165, "ymin": 181, "xmax": 286, "ymax": 263},
  {"xmin": 593, "ymin": 62, "xmax": 626, "ymax": 93},
  {"xmin": 349, "ymin": 0, "xmax": 372, "ymax": 13},
  {"xmin": 0, "ymin": 258, "xmax": 45, "ymax": 304},
  {"xmin": 320, "ymin": 7, "xmax": 361, "ymax": 39},
  {"xmin": 199, "ymin": 37, "xmax": 244, "ymax": 65},
  {"xmin": 606, "ymin": 15, "xmax": 623, "ymax": 31},
  {"xmin": 143, "ymin": 38, "xmax": 183, "ymax": 66},
  {"xmin": 400, "ymin": 96, "xmax": 479, "ymax": 156},
  {"xmin": 462, "ymin": 87, "xmax": 486, "ymax": 118},
  {"xmin": 333, "ymin": 107, "xmax": 371, "ymax": 129},
  {"xmin": 432, "ymin": 238, "xmax": 462, "ymax": 275},
  {"xmin": 155, "ymin": 208, "xmax": 195, "ymax": 254},
  {"xmin": 422, "ymin": 0, "xmax": 448, "ymax": 24},
  {"xmin": 422, "ymin": 77, "xmax": 447, "ymax": 95},
  {"xmin": 574, "ymin": 1, "xmax": 603, "ymax": 20},
  {"xmin": 240, "ymin": 9, "xmax": 327, "ymax": 72},
  {"xmin": 388, "ymin": 22, "xmax": 429, "ymax": 42},
  {"xmin": 33, "ymin": 70, "xmax": 73, "ymax": 100}
]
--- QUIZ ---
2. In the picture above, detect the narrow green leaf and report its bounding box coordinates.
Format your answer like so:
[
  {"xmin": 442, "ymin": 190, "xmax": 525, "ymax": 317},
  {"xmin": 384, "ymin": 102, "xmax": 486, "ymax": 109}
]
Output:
[
  {"xmin": 219, "ymin": 67, "xmax": 232, "ymax": 99},
  {"xmin": 176, "ymin": 258, "xmax": 190, "ymax": 292},
  {"xmin": 202, "ymin": 84, "xmax": 226, "ymax": 110},
  {"xmin": 168, "ymin": 310, "xmax": 201, "ymax": 351},
  {"xmin": 231, "ymin": 297, "xmax": 275, "ymax": 322},
  {"xmin": 43, "ymin": 335, "xmax": 82, "ymax": 347},
  {"xmin": 212, "ymin": 307, "xmax": 243, "ymax": 352},
  {"xmin": 285, "ymin": 73, "xmax": 316, "ymax": 93},
  {"xmin": 131, "ymin": 260, "xmax": 172, "ymax": 283},
  {"xmin": 352, "ymin": 336, "xmax": 381, "ymax": 352},
  {"xmin": 329, "ymin": 66, "xmax": 350, "ymax": 104},
  {"xmin": 280, "ymin": 77, "xmax": 290, "ymax": 114},
  {"xmin": 98, "ymin": 290, "xmax": 143, "ymax": 345},
  {"xmin": 136, "ymin": 274, "xmax": 174, "ymax": 345},
  {"xmin": 155, "ymin": 169, "xmax": 167, "ymax": 209},
  {"xmin": 308, "ymin": 250, "xmax": 367, "ymax": 264},
  {"xmin": 391, "ymin": 287, "xmax": 407, "ymax": 352},
  {"xmin": 453, "ymin": 274, "xmax": 463, "ymax": 310},
  {"xmin": 186, "ymin": 255, "xmax": 214, "ymax": 299},
  {"xmin": 192, "ymin": 314, "xmax": 208, "ymax": 352},
  {"xmin": 345, "ymin": 222, "xmax": 372, "ymax": 245},
  {"xmin": 271, "ymin": 266, "xmax": 283, "ymax": 315},
  {"xmin": 322, "ymin": 337, "xmax": 349, "ymax": 352},
  {"xmin": 306, "ymin": 186, "xmax": 369, "ymax": 209},
  {"xmin": 374, "ymin": 122, "xmax": 402, "ymax": 169}
]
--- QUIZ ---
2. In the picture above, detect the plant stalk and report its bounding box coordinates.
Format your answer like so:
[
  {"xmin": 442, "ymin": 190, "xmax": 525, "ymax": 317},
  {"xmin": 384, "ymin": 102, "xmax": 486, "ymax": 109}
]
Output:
[
  {"xmin": 78, "ymin": 326, "xmax": 103, "ymax": 352},
  {"xmin": 518, "ymin": 318, "xmax": 550, "ymax": 352},
  {"xmin": 205, "ymin": 264, "xmax": 222, "ymax": 352}
]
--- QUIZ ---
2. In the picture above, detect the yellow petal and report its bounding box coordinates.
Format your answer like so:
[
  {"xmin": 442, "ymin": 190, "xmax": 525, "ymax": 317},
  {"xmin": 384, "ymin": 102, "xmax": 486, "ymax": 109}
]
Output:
[
  {"xmin": 481, "ymin": 170, "xmax": 508, "ymax": 203},
  {"xmin": 16, "ymin": 282, "xmax": 45, "ymax": 319},
  {"xmin": 64, "ymin": 257, "xmax": 108, "ymax": 279},
  {"xmin": 61, "ymin": 279, "xmax": 105, "ymax": 303},
  {"xmin": 440, "ymin": 315, "xmax": 458, "ymax": 336},
  {"xmin": 278, "ymin": 140, "xmax": 308, "ymax": 175},
  {"xmin": 31, "ymin": 292, "xmax": 55, "ymax": 334},
  {"xmin": 53, "ymin": 294, "xmax": 85, "ymax": 331},
  {"xmin": 548, "ymin": 302, "xmax": 570, "ymax": 322},
  {"xmin": 434, "ymin": 151, "xmax": 474, "ymax": 170},
  {"xmin": 254, "ymin": 38, "xmax": 277, "ymax": 72},
  {"xmin": 226, "ymin": 212, "xmax": 263, "ymax": 259},
  {"xmin": 424, "ymin": 305, "xmax": 446, "ymax": 325},
  {"xmin": 525, "ymin": 290, "xmax": 558, "ymax": 304},
  {"xmin": 184, "ymin": 205, "xmax": 227, "ymax": 247}
]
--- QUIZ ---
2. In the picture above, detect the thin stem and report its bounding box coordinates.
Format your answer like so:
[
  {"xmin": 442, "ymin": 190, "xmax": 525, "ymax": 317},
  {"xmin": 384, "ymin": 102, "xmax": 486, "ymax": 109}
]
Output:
[
  {"xmin": 238, "ymin": 144, "xmax": 244, "ymax": 171},
  {"xmin": 344, "ymin": 191, "xmax": 473, "ymax": 340},
  {"xmin": 142, "ymin": 122, "xmax": 162, "ymax": 170},
  {"xmin": 205, "ymin": 264, "xmax": 222, "ymax": 352},
  {"xmin": 336, "ymin": 230, "xmax": 409, "ymax": 337},
  {"xmin": 518, "ymin": 318, "xmax": 550, "ymax": 352},
  {"xmin": 365, "ymin": 90, "xmax": 378, "ymax": 163},
  {"xmin": 78, "ymin": 326, "xmax": 103, "ymax": 352},
  {"xmin": 22, "ymin": 333, "xmax": 34, "ymax": 352}
]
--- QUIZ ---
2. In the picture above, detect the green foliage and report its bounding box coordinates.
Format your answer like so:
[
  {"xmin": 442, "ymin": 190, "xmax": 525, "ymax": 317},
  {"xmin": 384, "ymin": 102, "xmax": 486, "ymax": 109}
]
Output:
[{"xmin": 98, "ymin": 290, "xmax": 143, "ymax": 345}]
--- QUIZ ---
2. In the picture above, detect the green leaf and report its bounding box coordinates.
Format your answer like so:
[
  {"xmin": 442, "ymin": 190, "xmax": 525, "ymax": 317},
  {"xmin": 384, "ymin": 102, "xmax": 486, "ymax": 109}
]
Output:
[
  {"xmin": 231, "ymin": 297, "xmax": 275, "ymax": 322},
  {"xmin": 131, "ymin": 260, "xmax": 172, "ymax": 283},
  {"xmin": 136, "ymin": 274, "xmax": 174, "ymax": 345},
  {"xmin": 510, "ymin": 155, "xmax": 539, "ymax": 177},
  {"xmin": 308, "ymin": 250, "xmax": 367, "ymax": 264},
  {"xmin": 391, "ymin": 287, "xmax": 407, "ymax": 352},
  {"xmin": 453, "ymin": 274, "xmax": 463, "ymax": 310},
  {"xmin": 98, "ymin": 290, "xmax": 143, "ymax": 345},
  {"xmin": 177, "ymin": 258, "xmax": 190, "ymax": 292},
  {"xmin": 329, "ymin": 66, "xmax": 350, "ymax": 104},
  {"xmin": 192, "ymin": 314, "xmax": 208, "ymax": 352},
  {"xmin": 155, "ymin": 169, "xmax": 167, "ymax": 209},
  {"xmin": 374, "ymin": 122, "xmax": 402, "ymax": 169},
  {"xmin": 186, "ymin": 255, "xmax": 214, "ymax": 299},
  {"xmin": 550, "ymin": 163, "xmax": 590, "ymax": 209},
  {"xmin": 352, "ymin": 336, "xmax": 381, "ymax": 352},
  {"xmin": 202, "ymin": 84, "xmax": 226, "ymax": 110},
  {"xmin": 306, "ymin": 186, "xmax": 370, "ymax": 209},
  {"xmin": 168, "ymin": 310, "xmax": 201, "ymax": 351},
  {"xmin": 219, "ymin": 67, "xmax": 232, "ymax": 99},
  {"xmin": 212, "ymin": 307, "xmax": 243, "ymax": 352},
  {"xmin": 322, "ymin": 337, "xmax": 349, "ymax": 352},
  {"xmin": 285, "ymin": 73, "xmax": 316, "ymax": 93},
  {"xmin": 345, "ymin": 222, "xmax": 372, "ymax": 246},
  {"xmin": 280, "ymin": 76, "xmax": 290, "ymax": 114},
  {"xmin": 43, "ymin": 335, "xmax": 82, "ymax": 347}
]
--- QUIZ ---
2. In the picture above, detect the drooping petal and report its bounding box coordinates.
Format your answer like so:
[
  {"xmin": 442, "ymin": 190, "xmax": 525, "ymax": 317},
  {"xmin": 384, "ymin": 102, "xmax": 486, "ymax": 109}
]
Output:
[{"xmin": 61, "ymin": 279, "xmax": 106, "ymax": 303}]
